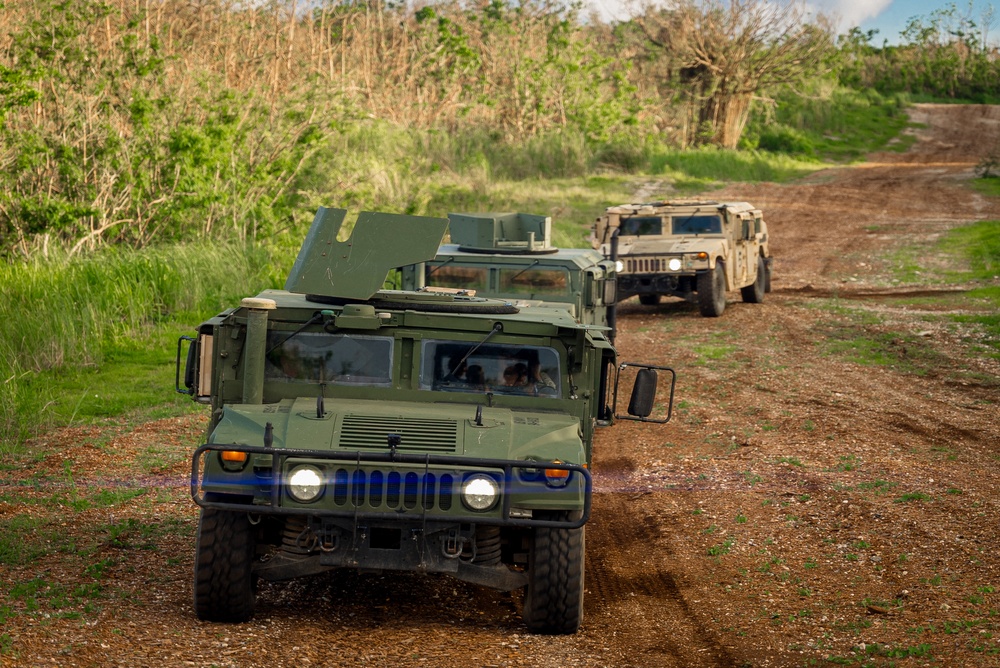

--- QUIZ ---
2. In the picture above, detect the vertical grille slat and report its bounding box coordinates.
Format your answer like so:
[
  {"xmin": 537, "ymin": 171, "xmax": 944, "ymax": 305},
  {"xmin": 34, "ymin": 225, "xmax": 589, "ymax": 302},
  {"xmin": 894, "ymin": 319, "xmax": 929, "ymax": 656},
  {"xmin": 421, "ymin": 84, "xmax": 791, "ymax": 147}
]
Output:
[{"xmin": 319, "ymin": 467, "xmax": 476, "ymax": 515}]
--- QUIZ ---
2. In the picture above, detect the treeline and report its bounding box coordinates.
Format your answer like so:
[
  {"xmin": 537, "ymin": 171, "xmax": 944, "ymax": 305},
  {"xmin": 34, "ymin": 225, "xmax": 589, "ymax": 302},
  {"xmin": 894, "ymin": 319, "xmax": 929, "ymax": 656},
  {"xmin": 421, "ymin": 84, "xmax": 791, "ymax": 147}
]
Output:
[
  {"xmin": 838, "ymin": 3, "xmax": 1000, "ymax": 101},
  {"xmin": 0, "ymin": 0, "xmax": 997, "ymax": 257}
]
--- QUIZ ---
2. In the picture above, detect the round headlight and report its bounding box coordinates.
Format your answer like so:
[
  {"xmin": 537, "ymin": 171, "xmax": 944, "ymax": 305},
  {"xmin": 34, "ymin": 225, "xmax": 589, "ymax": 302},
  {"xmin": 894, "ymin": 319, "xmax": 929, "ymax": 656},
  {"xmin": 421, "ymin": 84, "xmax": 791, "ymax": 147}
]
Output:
[
  {"xmin": 461, "ymin": 474, "xmax": 500, "ymax": 511},
  {"xmin": 668, "ymin": 257, "xmax": 682, "ymax": 271},
  {"xmin": 615, "ymin": 260, "xmax": 625, "ymax": 273},
  {"xmin": 288, "ymin": 465, "xmax": 323, "ymax": 503}
]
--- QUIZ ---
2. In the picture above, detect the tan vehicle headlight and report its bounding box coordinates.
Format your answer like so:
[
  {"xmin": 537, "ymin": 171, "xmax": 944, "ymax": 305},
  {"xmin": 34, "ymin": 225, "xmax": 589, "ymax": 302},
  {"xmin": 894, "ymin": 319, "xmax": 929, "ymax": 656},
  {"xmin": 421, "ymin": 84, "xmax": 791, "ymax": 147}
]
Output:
[{"xmin": 668, "ymin": 258, "xmax": 682, "ymax": 271}]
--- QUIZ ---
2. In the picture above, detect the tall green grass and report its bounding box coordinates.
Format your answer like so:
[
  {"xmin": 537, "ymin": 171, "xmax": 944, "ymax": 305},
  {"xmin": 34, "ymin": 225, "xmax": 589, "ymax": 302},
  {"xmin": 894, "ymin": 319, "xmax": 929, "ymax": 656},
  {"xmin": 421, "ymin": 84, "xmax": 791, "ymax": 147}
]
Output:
[{"xmin": 0, "ymin": 244, "xmax": 283, "ymax": 450}]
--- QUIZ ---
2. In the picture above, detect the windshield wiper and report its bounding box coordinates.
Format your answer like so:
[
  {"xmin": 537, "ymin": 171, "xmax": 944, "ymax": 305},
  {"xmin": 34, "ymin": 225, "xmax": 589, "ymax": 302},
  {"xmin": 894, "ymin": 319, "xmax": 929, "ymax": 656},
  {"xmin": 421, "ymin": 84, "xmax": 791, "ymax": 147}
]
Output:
[
  {"xmin": 453, "ymin": 322, "xmax": 504, "ymax": 372},
  {"xmin": 426, "ymin": 257, "xmax": 454, "ymax": 280},
  {"xmin": 265, "ymin": 310, "xmax": 332, "ymax": 356},
  {"xmin": 504, "ymin": 260, "xmax": 541, "ymax": 284}
]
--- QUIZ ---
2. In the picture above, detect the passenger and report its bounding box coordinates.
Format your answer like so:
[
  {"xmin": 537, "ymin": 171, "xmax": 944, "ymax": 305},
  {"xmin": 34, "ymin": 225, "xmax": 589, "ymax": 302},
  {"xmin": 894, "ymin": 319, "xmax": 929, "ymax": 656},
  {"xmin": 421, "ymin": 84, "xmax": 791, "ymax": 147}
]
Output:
[
  {"xmin": 502, "ymin": 363, "xmax": 530, "ymax": 391},
  {"xmin": 447, "ymin": 356, "xmax": 468, "ymax": 382},
  {"xmin": 530, "ymin": 361, "xmax": 557, "ymax": 391},
  {"xmin": 466, "ymin": 364, "xmax": 487, "ymax": 390}
]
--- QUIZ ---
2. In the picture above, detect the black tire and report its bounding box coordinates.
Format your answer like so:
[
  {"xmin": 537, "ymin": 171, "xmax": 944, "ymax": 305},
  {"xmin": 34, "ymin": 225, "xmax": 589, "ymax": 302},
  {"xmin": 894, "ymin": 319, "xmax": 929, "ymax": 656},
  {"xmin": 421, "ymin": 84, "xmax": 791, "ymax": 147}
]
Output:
[
  {"xmin": 764, "ymin": 259, "xmax": 773, "ymax": 293},
  {"xmin": 696, "ymin": 263, "xmax": 726, "ymax": 317},
  {"xmin": 523, "ymin": 513, "xmax": 585, "ymax": 634},
  {"xmin": 193, "ymin": 505, "xmax": 256, "ymax": 622},
  {"xmin": 637, "ymin": 294, "xmax": 660, "ymax": 306},
  {"xmin": 740, "ymin": 257, "xmax": 766, "ymax": 304}
]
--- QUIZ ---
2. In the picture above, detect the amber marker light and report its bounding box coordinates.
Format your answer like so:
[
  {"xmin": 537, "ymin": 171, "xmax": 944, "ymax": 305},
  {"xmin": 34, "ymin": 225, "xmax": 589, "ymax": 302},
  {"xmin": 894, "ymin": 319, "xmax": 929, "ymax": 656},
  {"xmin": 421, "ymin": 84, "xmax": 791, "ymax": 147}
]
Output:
[
  {"xmin": 221, "ymin": 450, "xmax": 248, "ymax": 463},
  {"xmin": 544, "ymin": 461, "xmax": 572, "ymax": 487}
]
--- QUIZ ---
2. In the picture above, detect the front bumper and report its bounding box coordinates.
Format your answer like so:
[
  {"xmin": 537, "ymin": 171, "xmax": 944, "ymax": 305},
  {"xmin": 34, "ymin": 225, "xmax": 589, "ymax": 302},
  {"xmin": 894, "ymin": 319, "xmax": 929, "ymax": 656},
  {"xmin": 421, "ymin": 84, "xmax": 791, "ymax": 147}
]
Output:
[{"xmin": 192, "ymin": 443, "xmax": 592, "ymax": 530}]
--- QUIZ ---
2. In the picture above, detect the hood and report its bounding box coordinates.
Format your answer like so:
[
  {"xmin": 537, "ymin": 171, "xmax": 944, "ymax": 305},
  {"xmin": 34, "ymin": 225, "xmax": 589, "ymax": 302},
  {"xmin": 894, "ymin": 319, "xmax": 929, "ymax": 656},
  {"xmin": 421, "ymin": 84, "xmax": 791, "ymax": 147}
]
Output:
[{"xmin": 210, "ymin": 397, "xmax": 586, "ymax": 464}]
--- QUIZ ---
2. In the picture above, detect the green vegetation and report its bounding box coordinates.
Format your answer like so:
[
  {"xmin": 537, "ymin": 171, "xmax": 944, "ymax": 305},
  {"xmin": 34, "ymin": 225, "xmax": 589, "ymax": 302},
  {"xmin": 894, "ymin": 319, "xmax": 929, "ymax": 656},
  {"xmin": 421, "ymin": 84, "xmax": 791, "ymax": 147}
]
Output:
[
  {"xmin": 938, "ymin": 220, "xmax": 1000, "ymax": 355},
  {"xmin": 0, "ymin": 244, "xmax": 279, "ymax": 450}
]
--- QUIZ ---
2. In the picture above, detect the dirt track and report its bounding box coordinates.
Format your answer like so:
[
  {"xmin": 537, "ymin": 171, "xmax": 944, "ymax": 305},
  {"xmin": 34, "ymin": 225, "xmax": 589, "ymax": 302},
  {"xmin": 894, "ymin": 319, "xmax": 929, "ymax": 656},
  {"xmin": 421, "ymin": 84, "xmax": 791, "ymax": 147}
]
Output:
[{"xmin": 3, "ymin": 104, "xmax": 1000, "ymax": 667}]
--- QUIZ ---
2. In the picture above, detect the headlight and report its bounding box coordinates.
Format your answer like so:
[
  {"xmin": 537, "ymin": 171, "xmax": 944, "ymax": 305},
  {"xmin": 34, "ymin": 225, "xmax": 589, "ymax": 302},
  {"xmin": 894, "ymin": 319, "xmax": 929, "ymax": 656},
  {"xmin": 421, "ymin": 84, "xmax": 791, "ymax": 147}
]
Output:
[
  {"xmin": 288, "ymin": 465, "xmax": 324, "ymax": 503},
  {"xmin": 461, "ymin": 474, "xmax": 500, "ymax": 511},
  {"xmin": 668, "ymin": 258, "xmax": 682, "ymax": 271},
  {"xmin": 615, "ymin": 260, "xmax": 624, "ymax": 273}
]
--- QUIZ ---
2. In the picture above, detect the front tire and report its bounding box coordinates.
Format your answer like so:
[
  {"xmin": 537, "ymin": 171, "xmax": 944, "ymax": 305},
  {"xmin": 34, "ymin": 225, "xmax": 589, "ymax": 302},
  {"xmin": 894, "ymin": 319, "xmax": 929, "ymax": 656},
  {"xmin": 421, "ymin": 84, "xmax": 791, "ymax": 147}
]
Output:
[
  {"xmin": 523, "ymin": 513, "xmax": 585, "ymax": 634},
  {"xmin": 740, "ymin": 257, "xmax": 766, "ymax": 304},
  {"xmin": 697, "ymin": 263, "xmax": 726, "ymax": 317},
  {"xmin": 193, "ymin": 505, "xmax": 256, "ymax": 622}
]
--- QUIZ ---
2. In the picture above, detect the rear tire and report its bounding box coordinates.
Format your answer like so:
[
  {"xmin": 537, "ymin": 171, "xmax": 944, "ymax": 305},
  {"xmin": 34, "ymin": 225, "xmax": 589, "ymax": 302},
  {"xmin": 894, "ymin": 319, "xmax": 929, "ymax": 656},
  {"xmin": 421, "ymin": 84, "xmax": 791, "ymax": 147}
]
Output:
[
  {"xmin": 741, "ymin": 257, "xmax": 766, "ymax": 304},
  {"xmin": 193, "ymin": 504, "xmax": 256, "ymax": 622},
  {"xmin": 638, "ymin": 294, "xmax": 660, "ymax": 306},
  {"xmin": 523, "ymin": 513, "xmax": 585, "ymax": 634},
  {"xmin": 697, "ymin": 263, "xmax": 726, "ymax": 317}
]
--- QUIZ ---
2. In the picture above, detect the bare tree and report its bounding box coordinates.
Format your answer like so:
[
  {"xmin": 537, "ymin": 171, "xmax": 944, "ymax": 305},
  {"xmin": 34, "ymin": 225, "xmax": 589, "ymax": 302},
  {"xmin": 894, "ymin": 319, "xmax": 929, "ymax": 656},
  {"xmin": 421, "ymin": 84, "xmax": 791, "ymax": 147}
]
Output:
[{"xmin": 635, "ymin": 0, "xmax": 833, "ymax": 148}]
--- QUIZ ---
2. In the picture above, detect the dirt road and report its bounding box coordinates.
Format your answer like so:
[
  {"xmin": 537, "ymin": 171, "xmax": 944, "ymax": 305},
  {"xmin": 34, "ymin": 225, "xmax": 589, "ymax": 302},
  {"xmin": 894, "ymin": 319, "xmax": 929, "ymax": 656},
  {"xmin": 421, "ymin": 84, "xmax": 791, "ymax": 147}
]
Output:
[{"xmin": 3, "ymin": 104, "xmax": 1000, "ymax": 667}]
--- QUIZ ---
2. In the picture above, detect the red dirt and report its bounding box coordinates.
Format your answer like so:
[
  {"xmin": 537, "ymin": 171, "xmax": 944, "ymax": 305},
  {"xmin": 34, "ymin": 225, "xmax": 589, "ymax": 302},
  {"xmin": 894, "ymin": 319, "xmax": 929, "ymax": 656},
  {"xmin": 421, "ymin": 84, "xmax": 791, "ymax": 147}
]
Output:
[{"xmin": 3, "ymin": 103, "xmax": 1000, "ymax": 667}]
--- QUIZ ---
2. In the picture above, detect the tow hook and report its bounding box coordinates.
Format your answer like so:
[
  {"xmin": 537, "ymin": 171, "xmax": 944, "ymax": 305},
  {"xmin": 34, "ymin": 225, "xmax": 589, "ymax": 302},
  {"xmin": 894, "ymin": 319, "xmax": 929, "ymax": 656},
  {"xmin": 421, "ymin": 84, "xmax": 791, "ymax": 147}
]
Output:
[{"xmin": 442, "ymin": 530, "xmax": 466, "ymax": 559}]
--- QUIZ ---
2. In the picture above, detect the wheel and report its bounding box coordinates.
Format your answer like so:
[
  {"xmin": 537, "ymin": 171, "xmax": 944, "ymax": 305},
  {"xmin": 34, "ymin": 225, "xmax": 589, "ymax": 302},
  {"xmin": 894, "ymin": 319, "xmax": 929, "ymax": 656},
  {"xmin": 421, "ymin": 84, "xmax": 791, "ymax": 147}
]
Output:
[
  {"xmin": 637, "ymin": 294, "xmax": 660, "ymax": 306},
  {"xmin": 193, "ymin": 504, "xmax": 256, "ymax": 622},
  {"xmin": 522, "ymin": 513, "xmax": 585, "ymax": 634},
  {"xmin": 696, "ymin": 263, "xmax": 726, "ymax": 317},
  {"xmin": 740, "ymin": 257, "xmax": 765, "ymax": 304}
]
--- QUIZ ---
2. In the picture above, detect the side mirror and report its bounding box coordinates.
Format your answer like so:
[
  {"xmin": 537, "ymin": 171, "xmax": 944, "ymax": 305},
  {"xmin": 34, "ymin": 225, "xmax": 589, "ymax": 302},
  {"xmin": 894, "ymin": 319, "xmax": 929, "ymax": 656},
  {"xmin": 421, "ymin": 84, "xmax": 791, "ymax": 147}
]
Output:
[
  {"xmin": 612, "ymin": 363, "xmax": 676, "ymax": 423},
  {"xmin": 627, "ymin": 368, "xmax": 657, "ymax": 417},
  {"xmin": 176, "ymin": 335, "xmax": 198, "ymax": 396},
  {"xmin": 602, "ymin": 277, "xmax": 618, "ymax": 305}
]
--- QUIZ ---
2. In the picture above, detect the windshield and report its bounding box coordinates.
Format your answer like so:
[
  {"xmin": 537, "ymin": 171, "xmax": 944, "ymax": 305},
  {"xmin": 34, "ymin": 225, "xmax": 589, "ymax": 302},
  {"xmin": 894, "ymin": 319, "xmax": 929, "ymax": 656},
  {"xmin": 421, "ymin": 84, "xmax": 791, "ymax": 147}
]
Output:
[
  {"xmin": 419, "ymin": 340, "xmax": 561, "ymax": 397},
  {"xmin": 265, "ymin": 332, "xmax": 393, "ymax": 386},
  {"xmin": 620, "ymin": 216, "xmax": 662, "ymax": 236},
  {"xmin": 671, "ymin": 214, "xmax": 722, "ymax": 235},
  {"xmin": 498, "ymin": 267, "xmax": 568, "ymax": 296},
  {"xmin": 425, "ymin": 264, "xmax": 489, "ymax": 292}
]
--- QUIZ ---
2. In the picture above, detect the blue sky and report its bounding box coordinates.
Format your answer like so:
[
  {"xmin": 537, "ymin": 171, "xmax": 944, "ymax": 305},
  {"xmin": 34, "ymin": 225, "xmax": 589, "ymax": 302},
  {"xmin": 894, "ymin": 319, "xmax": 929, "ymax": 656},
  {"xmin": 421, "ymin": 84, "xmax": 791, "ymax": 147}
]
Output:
[
  {"xmin": 587, "ymin": 1, "xmax": 999, "ymax": 45},
  {"xmin": 836, "ymin": 0, "xmax": 998, "ymax": 44}
]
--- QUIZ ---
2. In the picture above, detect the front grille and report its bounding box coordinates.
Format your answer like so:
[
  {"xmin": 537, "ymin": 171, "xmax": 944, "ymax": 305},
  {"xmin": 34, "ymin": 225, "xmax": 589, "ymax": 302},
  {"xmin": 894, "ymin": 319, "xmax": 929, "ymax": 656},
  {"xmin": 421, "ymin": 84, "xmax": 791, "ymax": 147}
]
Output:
[
  {"xmin": 625, "ymin": 257, "xmax": 667, "ymax": 274},
  {"xmin": 328, "ymin": 467, "xmax": 456, "ymax": 511},
  {"xmin": 339, "ymin": 415, "xmax": 459, "ymax": 452}
]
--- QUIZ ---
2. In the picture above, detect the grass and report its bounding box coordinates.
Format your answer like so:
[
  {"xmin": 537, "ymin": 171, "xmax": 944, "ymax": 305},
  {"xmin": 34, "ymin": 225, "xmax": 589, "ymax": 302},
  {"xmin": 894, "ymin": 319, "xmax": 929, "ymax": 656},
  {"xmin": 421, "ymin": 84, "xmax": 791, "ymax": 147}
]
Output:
[
  {"xmin": 744, "ymin": 86, "xmax": 913, "ymax": 162},
  {"xmin": 0, "ymin": 243, "xmax": 280, "ymax": 452}
]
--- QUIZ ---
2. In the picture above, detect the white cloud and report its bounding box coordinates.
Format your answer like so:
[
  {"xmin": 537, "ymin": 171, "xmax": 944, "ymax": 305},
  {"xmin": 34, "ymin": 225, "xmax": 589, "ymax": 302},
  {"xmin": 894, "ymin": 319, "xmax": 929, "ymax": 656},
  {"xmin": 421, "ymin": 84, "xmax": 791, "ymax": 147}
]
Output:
[{"xmin": 805, "ymin": 0, "xmax": 893, "ymax": 30}]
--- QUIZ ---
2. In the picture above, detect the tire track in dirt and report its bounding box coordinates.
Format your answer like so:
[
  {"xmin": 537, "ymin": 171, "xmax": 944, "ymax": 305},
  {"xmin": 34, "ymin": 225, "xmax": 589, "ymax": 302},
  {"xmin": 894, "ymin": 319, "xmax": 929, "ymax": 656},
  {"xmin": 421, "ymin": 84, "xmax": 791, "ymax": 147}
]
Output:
[{"xmin": 585, "ymin": 490, "xmax": 737, "ymax": 667}]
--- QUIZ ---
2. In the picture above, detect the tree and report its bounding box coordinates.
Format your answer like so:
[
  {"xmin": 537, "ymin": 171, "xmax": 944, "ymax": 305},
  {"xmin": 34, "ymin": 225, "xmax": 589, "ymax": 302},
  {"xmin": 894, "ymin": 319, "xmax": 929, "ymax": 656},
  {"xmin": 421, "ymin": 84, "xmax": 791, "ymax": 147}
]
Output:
[{"xmin": 634, "ymin": 0, "xmax": 833, "ymax": 148}]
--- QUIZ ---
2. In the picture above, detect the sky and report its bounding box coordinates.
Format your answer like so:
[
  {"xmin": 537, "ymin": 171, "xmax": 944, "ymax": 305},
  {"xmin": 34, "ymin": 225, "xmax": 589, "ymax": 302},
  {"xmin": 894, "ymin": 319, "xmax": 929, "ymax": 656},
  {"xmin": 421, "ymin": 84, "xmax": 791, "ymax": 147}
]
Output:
[{"xmin": 587, "ymin": 1, "xmax": 999, "ymax": 45}]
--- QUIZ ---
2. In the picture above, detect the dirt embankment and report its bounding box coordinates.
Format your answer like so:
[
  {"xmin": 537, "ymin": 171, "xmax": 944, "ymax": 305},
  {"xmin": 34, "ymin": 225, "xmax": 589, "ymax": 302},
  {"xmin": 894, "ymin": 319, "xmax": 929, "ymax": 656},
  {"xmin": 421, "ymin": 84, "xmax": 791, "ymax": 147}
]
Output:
[{"xmin": 2, "ymin": 104, "xmax": 1000, "ymax": 667}]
